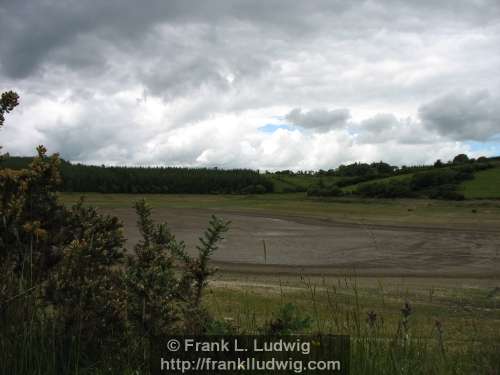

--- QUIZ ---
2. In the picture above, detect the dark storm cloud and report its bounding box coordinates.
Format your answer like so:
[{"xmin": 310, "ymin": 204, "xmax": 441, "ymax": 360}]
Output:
[
  {"xmin": 419, "ymin": 90, "xmax": 500, "ymax": 141},
  {"xmin": 0, "ymin": 0, "xmax": 331, "ymax": 79},
  {"xmin": 2, "ymin": 0, "xmax": 499, "ymax": 80}
]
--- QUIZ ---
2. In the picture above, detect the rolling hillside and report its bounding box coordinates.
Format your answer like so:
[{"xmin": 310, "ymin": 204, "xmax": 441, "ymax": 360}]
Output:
[
  {"xmin": 459, "ymin": 166, "xmax": 500, "ymax": 199},
  {"xmin": 269, "ymin": 174, "xmax": 341, "ymax": 192}
]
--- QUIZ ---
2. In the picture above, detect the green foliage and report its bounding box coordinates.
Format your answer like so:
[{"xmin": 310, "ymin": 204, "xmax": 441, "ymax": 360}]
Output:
[
  {"xmin": 240, "ymin": 183, "xmax": 267, "ymax": 194},
  {"xmin": 410, "ymin": 169, "xmax": 461, "ymax": 190},
  {"xmin": 356, "ymin": 179, "xmax": 414, "ymax": 198},
  {"xmin": 337, "ymin": 162, "xmax": 395, "ymax": 178},
  {"xmin": 124, "ymin": 199, "xmax": 229, "ymax": 339},
  {"xmin": 2, "ymin": 157, "xmax": 274, "ymax": 194},
  {"xmin": 452, "ymin": 153, "xmax": 470, "ymax": 164},
  {"xmin": 307, "ymin": 183, "xmax": 344, "ymax": 197},
  {"xmin": 264, "ymin": 303, "xmax": 312, "ymax": 335},
  {"xmin": 0, "ymin": 90, "xmax": 19, "ymax": 129},
  {"xmin": 356, "ymin": 163, "xmax": 494, "ymax": 200},
  {"xmin": 0, "ymin": 145, "xmax": 65, "ymax": 283},
  {"xmin": 434, "ymin": 159, "xmax": 444, "ymax": 167}
]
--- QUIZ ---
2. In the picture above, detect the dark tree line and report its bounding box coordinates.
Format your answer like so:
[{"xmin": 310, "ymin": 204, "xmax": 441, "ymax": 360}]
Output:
[{"xmin": 2, "ymin": 157, "xmax": 274, "ymax": 194}]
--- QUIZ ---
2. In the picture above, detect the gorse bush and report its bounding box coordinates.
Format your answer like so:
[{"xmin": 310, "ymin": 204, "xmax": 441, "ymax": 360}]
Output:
[{"xmin": 0, "ymin": 92, "xmax": 230, "ymax": 373}]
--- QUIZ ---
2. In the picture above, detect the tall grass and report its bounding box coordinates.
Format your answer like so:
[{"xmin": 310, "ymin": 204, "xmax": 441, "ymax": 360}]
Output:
[
  {"xmin": 2, "ymin": 273, "xmax": 499, "ymax": 374},
  {"xmin": 205, "ymin": 275, "xmax": 500, "ymax": 375}
]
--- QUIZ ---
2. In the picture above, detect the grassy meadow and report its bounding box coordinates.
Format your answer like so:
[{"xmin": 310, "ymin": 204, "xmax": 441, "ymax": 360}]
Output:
[
  {"xmin": 205, "ymin": 273, "xmax": 500, "ymax": 374},
  {"xmin": 59, "ymin": 192, "xmax": 500, "ymax": 229},
  {"xmin": 460, "ymin": 166, "xmax": 500, "ymax": 199}
]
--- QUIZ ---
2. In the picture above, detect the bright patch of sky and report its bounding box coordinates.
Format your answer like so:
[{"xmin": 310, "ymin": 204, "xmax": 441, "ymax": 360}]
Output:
[{"xmin": 258, "ymin": 124, "xmax": 294, "ymax": 133}]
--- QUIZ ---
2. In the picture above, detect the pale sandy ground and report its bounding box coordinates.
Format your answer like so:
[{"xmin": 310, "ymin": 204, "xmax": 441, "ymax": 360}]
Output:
[{"xmin": 102, "ymin": 207, "xmax": 500, "ymax": 278}]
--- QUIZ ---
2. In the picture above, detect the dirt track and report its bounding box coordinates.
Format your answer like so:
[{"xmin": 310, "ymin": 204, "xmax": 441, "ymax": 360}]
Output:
[{"xmin": 104, "ymin": 208, "xmax": 500, "ymax": 278}]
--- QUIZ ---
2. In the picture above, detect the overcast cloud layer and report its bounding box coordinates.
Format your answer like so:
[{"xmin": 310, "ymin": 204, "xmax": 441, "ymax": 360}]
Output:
[{"xmin": 1, "ymin": 0, "xmax": 500, "ymax": 170}]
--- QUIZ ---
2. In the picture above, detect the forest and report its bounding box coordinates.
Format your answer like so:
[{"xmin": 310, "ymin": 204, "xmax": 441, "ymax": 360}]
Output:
[{"xmin": 1, "ymin": 157, "xmax": 274, "ymax": 194}]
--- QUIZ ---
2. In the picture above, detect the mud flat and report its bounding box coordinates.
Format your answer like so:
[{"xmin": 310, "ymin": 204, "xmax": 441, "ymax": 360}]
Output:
[{"xmin": 104, "ymin": 207, "xmax": 500, "ymax": 278}]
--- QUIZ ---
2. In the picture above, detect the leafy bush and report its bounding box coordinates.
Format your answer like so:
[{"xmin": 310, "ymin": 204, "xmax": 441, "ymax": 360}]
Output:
[
  {"xmin": 410, "ymin": 169, "xmax": 459, "ymax": 190},
  {"xmin": 452, "ymin": 153, "xmax": 469, "ymax": 164},
  {"xmin": 307, "ymin": 184, "xmax": 343, "ymax": 197},
  {"xmin": 264, "ymin": 303, "xmax": 312, "ymax": 335},
  {"xmin": 356, "ymin": 179, "xmax": 414, "ymax": 198},
  {"xmin": 282, "ymin": 185, "xmax": 305, "ymax": 193},
  {"xmin": 427, "ymin": 184, "xmax": 465, "ymax": 200},
  {"xmin": 240, "ymin": 184, "xmax": 267, "ymax": 194}
]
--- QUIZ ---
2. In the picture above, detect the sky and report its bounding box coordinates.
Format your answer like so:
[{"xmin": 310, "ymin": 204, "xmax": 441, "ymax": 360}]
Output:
[{"xmin": 1, "ymin": 0, "xmax": 499, "ymax": 171}]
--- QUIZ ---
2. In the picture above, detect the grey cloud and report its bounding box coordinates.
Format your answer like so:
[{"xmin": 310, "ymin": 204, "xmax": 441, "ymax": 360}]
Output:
[
  {"xmin": 0, "ymin": 0, "xmax": 331, "ymax": 79},
  {"xmin": 419, "ymin": 90, "xmax": 500, "ymax": 141},
  {"xmin": 2, "ymin": 0, "xmax": 499, "ymax": 79},
  {"xmin": 285, "ymin": 108, "xmax": 351, "ymax": 131},
  {"xmin": 354, "ymin": 114, "xmax": 438, "ymax": 145},
  {"xmin": 1, "ymin": 0, "xmax": 500, "ymax": 169},
  {"xmin": 359, "ymin": 114, "xmax": 399, "ymax": 132}
]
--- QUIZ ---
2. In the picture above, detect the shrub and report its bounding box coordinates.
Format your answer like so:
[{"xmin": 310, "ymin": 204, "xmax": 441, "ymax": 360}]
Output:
[
  {"xmin": 356, "ymin": 179, "xmax": 414, "ymax": 198},
  {"xmin": 264, "ymin": 303, "xmax": 312, "ymax": 335},
  {"xmin": 241, "ymin": 184, "xmax": 267, "ymax": 194},
  {"xmin": 410, "ymin": 169, "xmax": 459, "ymax": 190},
  {"xmin": 452, "ymin": 153, "xmax": 470, "ymax": 164},
  {"xmin": 428, "ymin": 184, "xmax": 465, "ymax": 200},
  {"xmin": 307, "ymin": 184, "xmax": 343, "ymax": 197}
]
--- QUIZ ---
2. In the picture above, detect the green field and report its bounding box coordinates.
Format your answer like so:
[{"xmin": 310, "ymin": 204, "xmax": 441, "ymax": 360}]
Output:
[
  {"xmin": 460, "ymin": 166, "xmax": 500, "ymax": 199},
  {"xmin": 60, "ymin": 192, "xmax": 500, "ymax": 229},
  {"xmin": 207, "ymin": 273, "xmax": 500, "ymax": 341}
]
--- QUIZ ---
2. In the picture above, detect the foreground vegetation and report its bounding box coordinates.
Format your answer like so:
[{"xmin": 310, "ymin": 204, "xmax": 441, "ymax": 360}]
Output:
[
  {"xmin": 0, "ymin": 147, "xmax": 231, "ymax": 373},
  {"xmin": 206, "ymin": 273, "xmax": 500, "ymax": 374}
]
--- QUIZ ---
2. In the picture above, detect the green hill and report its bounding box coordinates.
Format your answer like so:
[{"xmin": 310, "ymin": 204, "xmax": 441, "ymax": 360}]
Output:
[
  {"xmin": 340, "ymin": 173, "xmax": 414, "ymax": 193},
  {"xmin": 269, "ymin": 174, "xmax": 341, "ymax": 192},
  {"xmin": 459, "ymin": 166, "xmax": 500, "ymax": 199}
]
